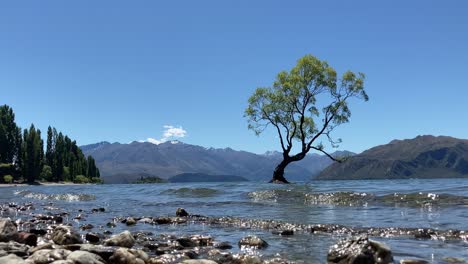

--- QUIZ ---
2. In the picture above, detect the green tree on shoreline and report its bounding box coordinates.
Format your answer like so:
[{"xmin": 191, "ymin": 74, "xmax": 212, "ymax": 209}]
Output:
[
  {"xmin": 0, "ymin": 104, "xmax": 101, "ymax": 184},
  {"xmin": 21, "ymin": 124, "xmax": 44, "ymax": 183},
  {"xmin": 245, "ymin": 55, "xmax": 368, "ymax": 183}
]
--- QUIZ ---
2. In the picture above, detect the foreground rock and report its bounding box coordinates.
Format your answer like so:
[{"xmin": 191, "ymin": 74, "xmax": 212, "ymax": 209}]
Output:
[
  {"xmin": 104, "ymin": 231, "xmax": 135, "ymax": 248},
  {"xmin": 0, "ymin": 218, "xmax": 18, "ymax": 242},
  {"xmin": 0, "ymin": 254, "xmax": 26, "ymax": 264},
  {"xmin": 327, "ymin": 235, "xmax": 393, "ymax": 264},
  {"xmin": 51, "ymin": 225, "xmax": 83, "ymax": 245},
  {"xmin": 238, "ymin": 236, "xmax": 268, "ymax": 249}
]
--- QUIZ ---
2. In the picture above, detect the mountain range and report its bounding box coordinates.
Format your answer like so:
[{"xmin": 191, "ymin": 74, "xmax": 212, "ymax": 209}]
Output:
[
  {"xmin": 81, "ymin": 141, "xmax": 351, "ymax": 183},
  {"xmin": 317, "ymin": 135, "xmax": 468, "ymax": 180}
]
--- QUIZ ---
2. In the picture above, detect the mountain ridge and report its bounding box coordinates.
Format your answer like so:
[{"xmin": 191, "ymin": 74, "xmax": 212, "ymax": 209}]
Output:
[
  {"xmin": 317, "ymin": 135, "xmax": 468, "ymax": 180},
  {"xmin": 81, "ymin": 140, "xmax": 350, "ymax": 183}
]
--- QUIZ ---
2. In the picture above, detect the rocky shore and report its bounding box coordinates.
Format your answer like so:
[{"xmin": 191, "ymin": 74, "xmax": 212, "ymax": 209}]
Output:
[{"xmin": 1, "ymin": 202, "xmax": 466, "ymax": 264}]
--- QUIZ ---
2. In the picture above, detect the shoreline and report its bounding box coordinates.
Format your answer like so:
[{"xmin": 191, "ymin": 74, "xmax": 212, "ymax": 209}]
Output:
[{"xmin": 0, "ymin": 181, "xmax": 90, "ymax": 187}]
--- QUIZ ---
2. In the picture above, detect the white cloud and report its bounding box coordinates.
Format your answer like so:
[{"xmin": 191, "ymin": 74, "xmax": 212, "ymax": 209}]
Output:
[
  {"xmin": 140, "ymin": 125, "xmax": 187, "ymax": 145},
  {"xmin": 162, "ymin": 125, "xmax": 187, "ymax": 139}
]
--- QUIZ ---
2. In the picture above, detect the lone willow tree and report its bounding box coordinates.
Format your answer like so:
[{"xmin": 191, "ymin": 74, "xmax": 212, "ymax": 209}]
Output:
[{"xmin": 245, "ymin": 54, "xmax": 368, "ymax": 183}]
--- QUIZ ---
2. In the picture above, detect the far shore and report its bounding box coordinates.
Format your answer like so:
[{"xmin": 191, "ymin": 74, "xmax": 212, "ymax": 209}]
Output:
[{"xmin": 0, "ymin": 181, "xmax": 91, "ymax": 187}]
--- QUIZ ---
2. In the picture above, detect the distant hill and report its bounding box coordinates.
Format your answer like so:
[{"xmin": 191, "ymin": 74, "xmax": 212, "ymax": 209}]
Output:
[
  {"xmin": 317, "ymin": 135, "xmax": 468, "ymax": 180},
  {"xmin": 168, "ymin": 173, "xmax": 248, "ymax": 183},
  {"xmin": 81, "ymin": 140, "xmax": 350, "ymax": 182},
  {"xmin": 102, "ymin": 172, "xmax": 165, "ymax": 184}
]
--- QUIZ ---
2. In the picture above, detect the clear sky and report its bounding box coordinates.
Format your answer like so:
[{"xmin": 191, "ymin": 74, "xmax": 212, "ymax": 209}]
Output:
[{"xmin": 1, "ymin": 1, "xmax": 467, "ymax": 154}]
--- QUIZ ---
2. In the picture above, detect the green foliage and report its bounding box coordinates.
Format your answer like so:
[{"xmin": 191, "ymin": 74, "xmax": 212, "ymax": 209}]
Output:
[
  {"xmin": 245, "ymin": 54, "xmax": 368, "ymax": 181},
  {"xmin": 40, "ymin": 165, "xmax": 52, "ymax": 181},
  {"xmin": 44, "ymin": 126, "xmax": 101, "ymax": 182},
  {"xmin": 0, "ymin": 105, "xmax": 22, "ymax": 165},
  {"xmin": 62, "ymin": 166, "xmax": 70, "ymax": 181},
  {"xmin": 0, "ymin": 105, "xmax": 101, "ymax": 183},
  {"xmin": 21, "ymin": 124, "xmax": 44, "ymax": 183},
  {"xmin": 90, "ymin": 177, "xmax": 103, "ymax": 184},
  {"xmin": 74, "ymin": 174, "xmax": 89, "ymax": 184},
  {"xmin": 3, "ymin": 175, "xmax": 13, "ymax": 183}
]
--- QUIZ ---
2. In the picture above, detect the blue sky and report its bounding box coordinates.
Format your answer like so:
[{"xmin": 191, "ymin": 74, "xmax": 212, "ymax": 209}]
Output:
[{"xmin": 1, "ymin": 1, "xmax": 467, "ymax": 154}]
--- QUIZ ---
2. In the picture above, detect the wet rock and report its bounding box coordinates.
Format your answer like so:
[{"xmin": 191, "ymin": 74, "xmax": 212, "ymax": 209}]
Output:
[
  {"xmin": 176, "ymin": 208, "xmax": 189, "ymax": 217},
  {"xmin": 414, "ymin": 229, "xmax": 434, "ymax": 239},
  {"xmin": 66, "ymin": 250, "xmax": 106, "ymax": 264},
  {"xmin": 181, "ymin": 260, "xmax": 218, "ymax": 264},
  {"xmin": 16, "ymin": 232, "xmax": 37, "ymax": 246},
  {"xmin": 272, "ymin": 230, "xmax": 294, "ymax": 236},
  {"xmin": 442, "ymin": 257, "xmax": 465, "ymax": 263},
  {"xmin": 106, "ymin": 222, "xmax": 116, "ymax": 228},
  {"xmin": 399, "ymin": 260, "xmax": 429, "ymax": 264},
  {"xmin": 214, "ymin": 241, "xmax": 232, "ymax": 250},
  {"xmin": 109, "ymin": 247, "xmax": 149, "ymax": 264},
  {"xmin": 190, "ymin": 235, "xmax": 212, "ymax": 246},
  {"xmin": 233, "ymin": 254, "xmax": 263, "ymax": 264},
  {"xmin": 80, "ymin": 224, "xmax": 94, "ymax": 230},
  {"xmin": 264, "ymin": 257, "xmax": 291, "ymax": 264},
  {"xmin": 0, "ymin": 241, "xmax": 30, "ymax": 257},
  {"xmin": 0, "ymin": 218, "xmax": 18, "ymax": 242},
  {"xmin": 0, "ymin": 254, "xmax": 26, "ymax": 264},
  {"xmin": 27, "ymin": 249, "xmax": 71, "ymax": 264},
  {"xmin": 34, "ymin": 214, "xmax": 63, "ymax": 224},
  {"xmin": 91, "ymin": 208, "xmax": 106, "ymax": 213},
  {"xmin": 177, "ymin": 238, "xmax": 197, "ymax": 248},
  {"xmin": 238, "ymin": 236, "xmax": 268, "ymax": 249},
  {"xmin": 138, "ymin": 217, "xmax": 153, "ymax": 224},
  {"xmin": 104, "ymin": 231, "xmax": 135, "ymax": 248},
  {"xmin": 28, "ymin": 243, "xmax": 55, "ymax": 254},
  {"xmin": 327, "ymin": 235, "xmax": 393, "ymax": 264},
  {"xmin": 154, "ymin": 217, "xmax": 172, "ymax": 225},
  {"xmin": 85, "ymin": 233, "xmax": 102, "ymax": 244},
  {"xmin": 29, "ymin": 229, "xmax": 47, "ymax": 236},
  {"xmin": 207, "ymin": 249, "xmax": 234, "ymax": 263},
  {"xmin": 126, "ymin": 217, "xmax": 137, "ymax": 226},
  {"xmin": 51, "ymin": 225, "xmax": 83, "ymax": 245},
  {"xmin": 77, "ymin": 244, "xmax": 116, "ymax": 261}
]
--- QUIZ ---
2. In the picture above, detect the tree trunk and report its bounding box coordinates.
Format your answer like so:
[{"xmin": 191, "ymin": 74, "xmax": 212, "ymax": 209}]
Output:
[{"xmin": 269, "ymin": 159, "xmax": 291, "ymax": 184}]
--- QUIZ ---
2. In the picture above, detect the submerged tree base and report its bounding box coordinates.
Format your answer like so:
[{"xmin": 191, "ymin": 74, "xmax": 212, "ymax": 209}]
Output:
[{"xmin": 269, "ymin": 178, "xmax": 290, "ymax": 184}]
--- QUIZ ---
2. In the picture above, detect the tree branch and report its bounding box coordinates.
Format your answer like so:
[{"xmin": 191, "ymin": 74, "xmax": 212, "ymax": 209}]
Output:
[{"xmin": 310, "ymin": 146, "xmax": 341, "ymax": 162}]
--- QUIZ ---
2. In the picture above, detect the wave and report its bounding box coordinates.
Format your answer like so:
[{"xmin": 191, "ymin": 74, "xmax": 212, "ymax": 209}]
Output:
[
  {"xmin": 14, "ymin": 190, "xmax": 96, "ymax": 201},
  {"xmin": 248, "ymin": 189, "xmax": 468, "ymax": 208},
  {"xmin": 161, "ymin": 187, "xmax": 220, "ymax": 197}
]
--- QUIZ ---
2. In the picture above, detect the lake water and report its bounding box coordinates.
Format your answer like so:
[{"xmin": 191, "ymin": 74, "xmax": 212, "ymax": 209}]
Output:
[{"xmin": 1, "ymin": 178, "xmax": 468, "ymax": 263}]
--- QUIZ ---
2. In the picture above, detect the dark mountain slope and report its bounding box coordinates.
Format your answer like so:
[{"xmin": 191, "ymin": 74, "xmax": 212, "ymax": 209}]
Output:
[
  {"xmin": 317, "ymin": 135, "xmax": 468, "ymax": 180},
  {"xmin": 82, "ymin": 141, "xmax": 348, "ymax": 182}
]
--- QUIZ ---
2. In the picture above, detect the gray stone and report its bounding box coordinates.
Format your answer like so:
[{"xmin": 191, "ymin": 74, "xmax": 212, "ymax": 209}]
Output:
[
  {"xmin": 176, "ymin": 208, "xmax": 189, "ymax": 217},
  {"xmin": 104, "ymin": 231, "xmax": 135, "ymax": 248},
  {"xmin": 238, "ymin": 236, "xmax": 268, "ymax": 249},
  {"xmin": 327, "ymin": 235, "xmax": 393, "ymax": 264},
  {"xmin": 126, "ymin": 217, "xmax": 137, "ymax": 226},
  {"xmin": 0, "ymin": 254, "xmax": 26, "ymax": 264},
  {"xmin": 26, "ymin": 249, "xmax": 71, "ymax": 264},
  {"xmin": 77, "ymin": 244, "xmax": 116, "ymax": 261},
  {"xmin": 66, "ymin": 250, "xmax": 106, "ymax": 264},
  {"xmin": 51, "ymin": 226, "xmax": 82, "ymax": 245},
  {"xmin": 400, "ymin": 260, "xmax": 429, "ymax": 264},
  {"xmin": 109, "ymin": 248, "xmax": 148, "ymax": 264},
  {"xmin": 233, "ymin": 254, "xmax": 263, "ymax": 264},
  {"xmin": 0, "ymin": 218, "xmax": 18, "ymax": 242},
  {"xmin": 0, "ymin": 242, "xmax": 30, "ymax": 257},
  {"xmin": 181, "ymin": 260, "xmax": 218, "ymax": 264},
  {"xmin": 50, "ymin": 261, "xmax": 73, "ymax": 264},
  {"xmin": 214, "ymin": 241, "xmax": 232, "ymax": 250},
  {"xmin": 177, "ymin": 238, "xmax": 197, "ymax": 248}
]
